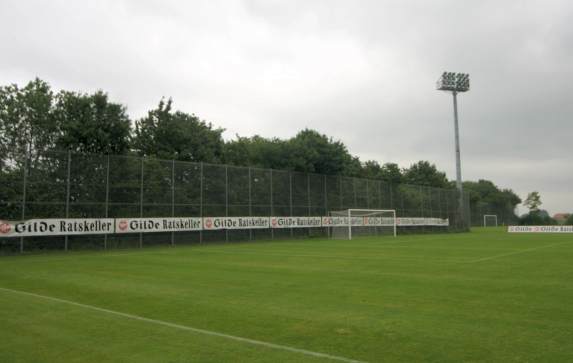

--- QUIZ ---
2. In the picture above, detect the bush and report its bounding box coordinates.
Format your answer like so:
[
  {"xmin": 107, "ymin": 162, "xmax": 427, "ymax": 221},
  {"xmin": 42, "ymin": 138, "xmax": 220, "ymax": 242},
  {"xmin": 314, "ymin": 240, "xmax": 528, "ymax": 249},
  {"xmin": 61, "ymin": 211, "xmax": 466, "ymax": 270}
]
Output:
[{"xmin": 518, "ymin": 211, "xmax": 557, "ymax": 226}]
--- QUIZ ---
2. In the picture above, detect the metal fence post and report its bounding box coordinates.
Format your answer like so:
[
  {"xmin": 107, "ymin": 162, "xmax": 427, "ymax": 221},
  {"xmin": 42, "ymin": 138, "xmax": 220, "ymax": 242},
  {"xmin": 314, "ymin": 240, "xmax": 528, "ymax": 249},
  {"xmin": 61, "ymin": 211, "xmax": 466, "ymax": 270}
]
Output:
[
  {"xmin": 323, "ymin": 175, "xmax": 328, "ymax": 215},
  {"xmin": 225, "ymin": 165, "xmax": 229, "ymax": 242},
  {"xmin": 104, "ymin": 154, "xmax": 110, "ymax": 250},
  {"xmin": 389, "ymin": 183, "xmax": 394, "ymax": 210},
  {"xmin": 139, "ymin": 157, "xmax": 144, "ymax": 248},
  {"xmin": 437, "ymin": 188, "xmax": 442, "ymax": 219},
  {"xmin": 445, "ymin": 190, "xmax": 450, "ymax": 229},
  {"xmin": 307, "ymin": 173, "xmax": 311, "ymax": 237},
  {"xmin": 248, "ymin": 167, "xmax": 252, "ymax": 241},
  {"xmin": 307, "ymin": 174, "xmax": 311, "ymax": 216},
  {"xmin": 171, "ymin": 159, "xmax": 175, "ymax": 246},
  {"xmin": 400, "ymin": 187, "xmax": 405, "ymax": 217},
  {"xmin": 378, "ymin": 181, "xmax": 383, "ymax": 209},
  {"xmin": 366, "ymin": 180, "xmax": 370, "ymax": 209},
  {"xmin": 64, "ymin": 150, "xmax": 71, "ymax": 251},
  {"xmin": 420, "ymin": 186, "xmax": 424, "ymax": 217},
  {"xmin": 289, "ymin": 172, "xmax": 293, "ymax": 238},
  {"xmin": 199, "ymin": 162, "xmax": 203, "ymax": 244},
  {"xmin": 20, "ymin": 155, "xmax": 28, "ymax": 253},
  {"xmin": 339, "ymin": 176, "xmax": 343, "ymax": 209},
  {"xmin": 421, "ymin": 186, "xmax": 426, "ymax": 233},
  {"xmin": 270, "ymin": 169, "xmax": 274, "ymax": 240},
  {"xmin": 324, "ymin": 175, "xmax": 329, "ymax": 238},
  {"xmin": 353, "ymin": 178, "xmax": 357, "ymax": 207}
]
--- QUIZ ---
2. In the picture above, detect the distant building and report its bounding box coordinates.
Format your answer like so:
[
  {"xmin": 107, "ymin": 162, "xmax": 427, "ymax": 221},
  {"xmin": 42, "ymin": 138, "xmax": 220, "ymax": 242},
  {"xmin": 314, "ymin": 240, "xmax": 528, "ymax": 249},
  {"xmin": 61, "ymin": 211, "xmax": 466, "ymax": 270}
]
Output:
[{"xmin": 553, "ymin": 213, "xmax": 571, "ymax": 224}]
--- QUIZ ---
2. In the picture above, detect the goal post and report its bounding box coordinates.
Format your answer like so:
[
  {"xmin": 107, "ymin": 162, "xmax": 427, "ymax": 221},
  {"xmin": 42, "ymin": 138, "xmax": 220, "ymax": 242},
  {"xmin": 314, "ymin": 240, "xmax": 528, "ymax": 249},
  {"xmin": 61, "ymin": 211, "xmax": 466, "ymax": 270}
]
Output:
[
  {"xmin": 483, "ymin": 214, "xmax": 498, "ymax": 227},
  {"xmin": 329, "ymin": 209, "xmax": 397, "ymax": 240}
]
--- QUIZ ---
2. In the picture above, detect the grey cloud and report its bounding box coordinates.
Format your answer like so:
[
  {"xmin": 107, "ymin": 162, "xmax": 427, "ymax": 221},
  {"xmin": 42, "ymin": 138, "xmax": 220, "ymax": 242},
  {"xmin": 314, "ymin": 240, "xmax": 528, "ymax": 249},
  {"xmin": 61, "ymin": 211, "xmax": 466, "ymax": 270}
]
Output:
[{"xmin": 0, "ymin": 0, "xmax": 571, "ymax": 213}]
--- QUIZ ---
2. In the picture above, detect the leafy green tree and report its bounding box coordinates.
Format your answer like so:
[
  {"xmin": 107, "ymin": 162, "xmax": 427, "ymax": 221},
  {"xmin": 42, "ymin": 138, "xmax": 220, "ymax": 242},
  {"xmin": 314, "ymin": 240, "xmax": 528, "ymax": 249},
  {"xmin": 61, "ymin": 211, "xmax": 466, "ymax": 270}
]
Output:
[
  {"xmin": 54, "ymin": 90, "xmax": 131, "ymax": 154},
  {"xmin": 361, "ymin": 160, "xmax": 384, "ymax": 179},
  {"xmin": 565, "ymin": 214, "xmax": 573, "ymax": 225},
  {"xmin": 463, "ymin": 180, "xmax": 498, "ymax": 205},
  {"xmin": 224, "ymin": 135, "xmax": 290, "ymax": 169},
  {"xmin": 523, "ymin": 191, "xmax": 542, "ymax": 212},
  {"xmin": 133, "ymin": 98, "xmax": 225, "ymax": 162},
  {"xmin": 287, "ymin": 129, "xmax": 356, "ymax": 175},
  {"xmin": 518, "ymin": 192, "xmax": 555, "ymax": 225},
  {"xmin": 402, "ymin": 161, "xmax": 449, "ymax": 188},
  {"xmin": 380, "ymin": 163, "xmax": 402, "ymax": 184},
  {"xmin": 224, "ymin": 129, "xmax": 358, "ymax": 176},
  {"xmin": 360, "ymin": 161, "xmax": 402, "ymax": 184},
  {"xmin": 0, "ymin": 78, "xmax": 57, "ymax": 167},
  {"xmin": 519, "ymin": 209, "xmax": 557, "ymax": 226},
  {"xmin": 463, "ymin": 179, "xmax": 521, "ymax": 225}
]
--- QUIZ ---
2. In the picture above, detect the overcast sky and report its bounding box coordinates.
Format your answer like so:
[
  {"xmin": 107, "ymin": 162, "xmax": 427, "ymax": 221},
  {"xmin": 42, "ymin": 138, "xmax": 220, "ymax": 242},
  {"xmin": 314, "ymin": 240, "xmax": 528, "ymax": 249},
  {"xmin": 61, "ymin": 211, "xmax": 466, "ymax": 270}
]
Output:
[{"xmin": 1, "ymin": 0, "xmax": 571, "ymax": 215}]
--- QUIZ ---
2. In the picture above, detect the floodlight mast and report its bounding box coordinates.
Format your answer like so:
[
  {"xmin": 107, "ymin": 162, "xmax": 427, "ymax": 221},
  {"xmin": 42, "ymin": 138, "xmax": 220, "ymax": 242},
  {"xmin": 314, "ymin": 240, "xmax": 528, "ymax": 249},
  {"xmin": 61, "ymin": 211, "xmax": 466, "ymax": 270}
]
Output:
[{"xmin": 437, "ymin": 72, "xmax": 470, "ymax": 227}]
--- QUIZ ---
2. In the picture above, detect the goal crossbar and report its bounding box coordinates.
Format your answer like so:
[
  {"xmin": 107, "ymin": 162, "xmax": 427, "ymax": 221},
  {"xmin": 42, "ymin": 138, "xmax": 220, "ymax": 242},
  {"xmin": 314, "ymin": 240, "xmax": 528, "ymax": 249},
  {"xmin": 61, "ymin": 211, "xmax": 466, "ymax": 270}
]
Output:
[
  {"xmin": 483, "ymin": 214, "xmax": 498, "ymax": 227},
  {"xmin": 330, "ymin": 209, "xmax": 397, "ymax": 239}
]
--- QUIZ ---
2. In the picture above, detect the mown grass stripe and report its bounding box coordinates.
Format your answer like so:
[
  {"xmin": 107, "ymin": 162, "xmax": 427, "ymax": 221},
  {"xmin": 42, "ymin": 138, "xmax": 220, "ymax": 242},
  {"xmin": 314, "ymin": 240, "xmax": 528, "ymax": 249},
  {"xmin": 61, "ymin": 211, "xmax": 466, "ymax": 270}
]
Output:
[{"xmin": 0, "ymin": 287, "xmax": 366, "ymax": 363}]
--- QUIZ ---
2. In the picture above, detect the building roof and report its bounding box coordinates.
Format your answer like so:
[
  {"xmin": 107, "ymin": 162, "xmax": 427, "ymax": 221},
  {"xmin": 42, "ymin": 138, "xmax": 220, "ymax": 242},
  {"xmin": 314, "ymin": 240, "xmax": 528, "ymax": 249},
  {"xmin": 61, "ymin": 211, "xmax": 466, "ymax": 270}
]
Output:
[{"xmin": 553, "ymin": 213, "xmax": 571, "ymax": 221}]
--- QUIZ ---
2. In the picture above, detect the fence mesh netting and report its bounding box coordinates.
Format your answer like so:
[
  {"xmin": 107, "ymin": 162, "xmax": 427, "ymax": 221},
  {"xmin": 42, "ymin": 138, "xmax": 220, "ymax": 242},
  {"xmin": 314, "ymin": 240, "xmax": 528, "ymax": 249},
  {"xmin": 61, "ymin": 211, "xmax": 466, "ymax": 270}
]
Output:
[{"xmin": 0, "ymin": 150, "xmax": 480, "ymax": 253}]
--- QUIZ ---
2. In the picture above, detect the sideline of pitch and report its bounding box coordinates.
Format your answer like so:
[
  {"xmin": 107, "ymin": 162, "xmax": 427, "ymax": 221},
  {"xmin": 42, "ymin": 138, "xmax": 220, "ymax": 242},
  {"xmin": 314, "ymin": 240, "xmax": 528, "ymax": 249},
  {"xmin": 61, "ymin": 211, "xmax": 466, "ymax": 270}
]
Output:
[
  {"xmin": 466, "ymin": 241, "xmax": 571, "ymax": 263},
  {"xmin": 0, "ymin": 286, "xmax": 365, "ymax": 363}
]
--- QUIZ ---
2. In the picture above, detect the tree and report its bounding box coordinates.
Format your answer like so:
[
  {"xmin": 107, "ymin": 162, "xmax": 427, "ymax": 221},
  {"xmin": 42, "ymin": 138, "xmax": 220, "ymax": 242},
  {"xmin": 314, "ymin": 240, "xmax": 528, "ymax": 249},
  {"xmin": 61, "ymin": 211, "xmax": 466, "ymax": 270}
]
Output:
[
  {"xmin": 523, "ymin": 191, "xmax": 542, "ymax": 212},
  {"xmin": 224, "ymin": 129, "xmax": 358, "ymax": 175},
  {"xmin": 463, "ymin": 179, "xmax": 521, "ymax": 225},
  {"xmin": 361, "ymin": 160, "xmax": 384, "ymax": 179},
  {"xmin": 519, "ymin": 209, "xmax": 556, "ymax": 226},
  {"xmin": 133, "ymin": 98, "xmax": 225, "ymax": 163},
  {"xmin": 360, "ymin": 161, "xmax": 402, "ymax": 184},
  {"xmin": 0, "ymin": 78, "xmax": 57, "ymax": 167},
  {"xmin": 380, "ymin": 163, "xmax": 402, "ymax": 184},
  {"xmin": 224, "ymin": 135, "xmax": 290, "ymax": 169},
  {"xmin": 287, "ymin": 129, "xmax": 356, "ymax": 175},
  {"xmin": 54, "ymin": 90, "xmax": 131, "ymax": 154},
  {"xmin": 402, "ymin": 161, "xmax": 449, "ymax": 188},
  {"xmin": 565, "ymin": 214, "xmax": 573, "ymax": 225},
  {"xmin": 518, "ymin": 192, "xmax": 555, "ymax": 225}
]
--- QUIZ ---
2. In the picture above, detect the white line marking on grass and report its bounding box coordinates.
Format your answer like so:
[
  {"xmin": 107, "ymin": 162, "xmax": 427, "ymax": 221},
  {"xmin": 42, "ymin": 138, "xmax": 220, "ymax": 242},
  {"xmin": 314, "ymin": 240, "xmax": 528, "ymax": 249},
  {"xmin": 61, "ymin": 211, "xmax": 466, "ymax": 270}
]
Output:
[
  {"xmin": 191, "ymin": 249, "xmax": 456, "ymax": 263},
  {"xmin": 0, "ymin": 287, "xmax": 365, "ymax": 363},
  {"xmin": 466, "ymin": 241, "xmax": 572, "ymax": 263}
]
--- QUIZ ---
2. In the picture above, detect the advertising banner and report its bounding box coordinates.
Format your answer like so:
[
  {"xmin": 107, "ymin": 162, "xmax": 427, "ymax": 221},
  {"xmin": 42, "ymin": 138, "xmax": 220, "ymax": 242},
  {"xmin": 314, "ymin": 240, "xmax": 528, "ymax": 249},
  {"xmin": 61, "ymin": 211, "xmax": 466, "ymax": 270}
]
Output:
[
  {"xmin": 270, "ymin": 216, "xmax": 322, "ymax": 228},
  {"xmin": 508, "ymin": 225, "xmax": 573, "ymax": 233},
  {"xmin": 0, "ymin": 215, "xmax": 450, "ymax": 238},
  {"xmin": 203, "ymin": 217, "xmax": 269, "ymax": 230},
  {"xmin": 0, "ymin": 219, "xmax": 114, "ymax": 238},
  {"xmin": 115, "ymin": 217, "xmax": 202, "ymax": 234}
]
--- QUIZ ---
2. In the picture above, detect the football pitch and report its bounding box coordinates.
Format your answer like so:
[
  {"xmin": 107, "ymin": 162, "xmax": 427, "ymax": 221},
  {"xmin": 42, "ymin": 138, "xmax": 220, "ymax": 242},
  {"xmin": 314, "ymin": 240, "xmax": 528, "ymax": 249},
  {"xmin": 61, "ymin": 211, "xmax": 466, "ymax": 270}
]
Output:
[{"xmin": 1, "ymin": 228, "xmax": 572, "ymax": 362}]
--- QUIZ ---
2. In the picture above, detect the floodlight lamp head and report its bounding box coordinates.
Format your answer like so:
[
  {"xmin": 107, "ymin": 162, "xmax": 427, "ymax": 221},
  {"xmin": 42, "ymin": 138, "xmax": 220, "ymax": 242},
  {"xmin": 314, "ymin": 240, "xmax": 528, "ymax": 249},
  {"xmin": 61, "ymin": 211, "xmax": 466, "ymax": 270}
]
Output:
[{"xmin": 436, "ymin": 71, "xmax": 470, "ymax": 92}]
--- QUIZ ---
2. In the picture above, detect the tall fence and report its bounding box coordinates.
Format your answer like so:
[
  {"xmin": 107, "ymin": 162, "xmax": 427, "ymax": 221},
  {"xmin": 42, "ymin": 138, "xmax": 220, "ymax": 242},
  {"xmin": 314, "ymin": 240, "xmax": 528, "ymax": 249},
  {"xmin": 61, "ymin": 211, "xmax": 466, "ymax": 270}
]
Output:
[
  {"xmin": 0, "ymin": 150, "xmax": 470, "ymax": 253},
  {"xmin": 469, "ymin": 201, "xmax": 518, "ymax": 227}
]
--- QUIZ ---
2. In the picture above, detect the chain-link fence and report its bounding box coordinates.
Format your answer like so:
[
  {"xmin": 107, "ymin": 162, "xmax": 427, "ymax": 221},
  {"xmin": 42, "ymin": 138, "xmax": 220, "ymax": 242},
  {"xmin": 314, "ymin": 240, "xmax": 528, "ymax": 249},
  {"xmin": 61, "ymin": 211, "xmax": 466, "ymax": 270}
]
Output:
[
  {"xmin": 469, "ymin": 201, "xmax": 518, "ymax": 227},
  {"xmin": 0, "ymin": 150, "xmax": 470, "ymax": 253}
]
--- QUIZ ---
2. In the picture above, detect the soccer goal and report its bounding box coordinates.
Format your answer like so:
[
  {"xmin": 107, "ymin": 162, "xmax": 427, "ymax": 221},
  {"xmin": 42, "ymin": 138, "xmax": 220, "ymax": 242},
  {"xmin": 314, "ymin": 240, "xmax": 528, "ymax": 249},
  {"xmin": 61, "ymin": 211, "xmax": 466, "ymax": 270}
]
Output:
[
  {"xmin": 483, "ymin": 214, "xmax": 498, "ymax": 227},
  {"xmin": 329, "ymin": 209, "xmax": 397, "ymax": 240}
]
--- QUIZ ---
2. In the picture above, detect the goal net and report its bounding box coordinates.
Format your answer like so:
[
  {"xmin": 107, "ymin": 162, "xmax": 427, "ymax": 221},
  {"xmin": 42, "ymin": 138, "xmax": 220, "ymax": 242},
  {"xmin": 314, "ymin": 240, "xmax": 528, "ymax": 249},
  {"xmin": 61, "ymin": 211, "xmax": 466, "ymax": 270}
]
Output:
[
  {"xmin": 329, "ymin": 209, "xmax": 396, "ymax": 240},
  {"xmin": 483, "ymin": 214, "xmax": 498, "ymax": 227}
]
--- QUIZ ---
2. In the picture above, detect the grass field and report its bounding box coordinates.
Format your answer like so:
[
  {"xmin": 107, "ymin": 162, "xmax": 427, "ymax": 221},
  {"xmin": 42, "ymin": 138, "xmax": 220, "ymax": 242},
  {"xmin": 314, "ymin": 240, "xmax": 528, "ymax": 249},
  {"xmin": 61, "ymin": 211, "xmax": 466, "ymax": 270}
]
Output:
[{"xmin": 1, "ymin": 228, "xmax": 572, "ymax": 362}]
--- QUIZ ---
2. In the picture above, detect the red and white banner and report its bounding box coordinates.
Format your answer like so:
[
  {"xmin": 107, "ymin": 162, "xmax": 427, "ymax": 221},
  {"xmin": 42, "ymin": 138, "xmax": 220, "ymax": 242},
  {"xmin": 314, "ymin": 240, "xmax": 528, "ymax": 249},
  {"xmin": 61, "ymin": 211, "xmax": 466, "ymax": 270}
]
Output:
[
  {"xmin": 203, "ymin": 217, "xmax": 269, "ymax": 230},
  {"xmin": 0, "ymin": 216, "xmax": 450, "ymax": 238},
  {"xmin": 508, "ymin": 225, "xmax": 573, "ymax": 233},
  {"xmin": 115, "ymin": 218, "xmax": 202, "ymax": 234},
  {"xmin": 398, "ymin": 217, "xmax": 449, "ymax": 226},
  {"xmin": 270, "ymin": 217, "xmax": 322, "ymax": 228},
  {"xmin": 0, "ymin": 219, "xmax": 114, "ymax": 238},
  {"xmin": 321, "ymin": 217, "xmax": 448, "ymax": 227}
]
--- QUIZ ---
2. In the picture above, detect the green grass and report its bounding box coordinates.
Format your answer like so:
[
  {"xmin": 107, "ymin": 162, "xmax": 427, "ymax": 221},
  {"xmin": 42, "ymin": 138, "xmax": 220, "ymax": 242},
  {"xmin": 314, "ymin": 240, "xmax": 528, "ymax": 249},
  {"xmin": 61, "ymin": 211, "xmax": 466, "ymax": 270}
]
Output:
[{"xmin": 1, "ymin": 228, "xmax": 572, "ymax": 362}]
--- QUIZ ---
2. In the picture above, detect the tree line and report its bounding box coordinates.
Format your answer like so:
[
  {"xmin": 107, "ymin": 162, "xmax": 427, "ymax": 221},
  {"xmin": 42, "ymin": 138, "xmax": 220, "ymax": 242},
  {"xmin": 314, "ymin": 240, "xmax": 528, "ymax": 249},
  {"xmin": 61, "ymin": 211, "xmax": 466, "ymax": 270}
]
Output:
[{"xmin": 0, "ymin": 78, "xmax": 523, "ymax": 222}]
